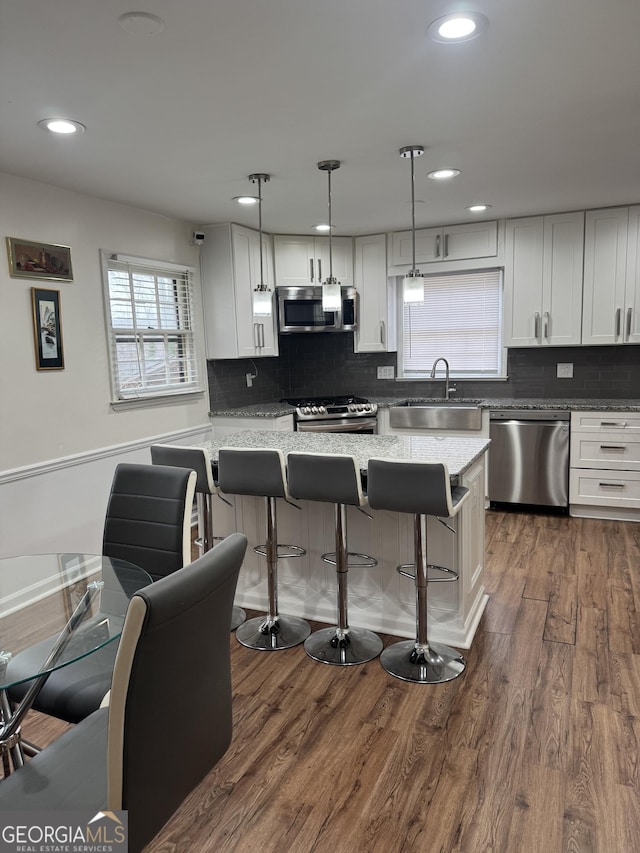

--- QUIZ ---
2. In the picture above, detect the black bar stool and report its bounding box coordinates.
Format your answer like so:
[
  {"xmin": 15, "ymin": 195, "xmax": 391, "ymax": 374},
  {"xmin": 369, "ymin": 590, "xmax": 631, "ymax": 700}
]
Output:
[
  {"xmin": 367, "ymin": 458, "xmax": 469, "ymax": 684},
  {"xmin": 150, "ymin": 444, "xmax": 246, "ymax": 630},
  {"xmin": 217, "ymin": 447, "xmax": 310, "ymax": 651},
  {"xmin": 288, "ymin": 452, "xmax": 382, "ymax": 665}
]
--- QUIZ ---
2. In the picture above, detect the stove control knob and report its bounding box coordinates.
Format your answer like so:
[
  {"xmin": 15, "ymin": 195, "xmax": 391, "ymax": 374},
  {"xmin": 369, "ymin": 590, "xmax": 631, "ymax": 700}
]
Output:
[
  {"xmin": 363, "ymin": 403, "xmax": 371, "ymax": 412},
  {"xmin": 301, "ymin": 407, "xmax": 310, "ymax": 415},
  {"xmin": 357, "ymin": 404, "xmax": 365, "ymax": 411},
  {"xmin": 348, "ymin": 404, "xmax": 357, "ymax": 413},
  {"xmin": 319, "ymin": 406, "xmax": 327, "ymax": 414},
  {"xmin": 311, "ymin": 406, "xmax": 319, "ymax": 414}
]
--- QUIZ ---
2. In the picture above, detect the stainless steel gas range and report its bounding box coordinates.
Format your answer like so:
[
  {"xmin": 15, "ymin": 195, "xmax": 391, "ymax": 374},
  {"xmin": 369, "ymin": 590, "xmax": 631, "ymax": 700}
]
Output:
[{"xmin": 283, "ymin": 396, "xmax": 378, "ymax": 433}]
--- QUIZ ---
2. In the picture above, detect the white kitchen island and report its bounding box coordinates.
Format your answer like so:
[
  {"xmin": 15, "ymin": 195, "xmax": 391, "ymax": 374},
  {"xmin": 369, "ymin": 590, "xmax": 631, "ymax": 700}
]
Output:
[{"xmin": 204, "ymin": 430, "xmax": 490, "ymax": 649}]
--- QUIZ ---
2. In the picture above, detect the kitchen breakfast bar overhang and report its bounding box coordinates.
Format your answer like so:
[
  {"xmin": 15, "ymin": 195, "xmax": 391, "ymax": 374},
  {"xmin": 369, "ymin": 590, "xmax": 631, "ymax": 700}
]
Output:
[{"xmin": 204, "ymin": 431, "xmax": 490, "ymax": 649}]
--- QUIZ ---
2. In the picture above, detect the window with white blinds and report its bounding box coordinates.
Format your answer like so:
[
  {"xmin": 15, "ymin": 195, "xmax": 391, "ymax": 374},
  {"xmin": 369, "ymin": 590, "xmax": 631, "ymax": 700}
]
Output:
[
  {"xmin": 102, "ymin": 253, "xmax": 202, "ymax": 401},
  {"xmin": 400, "ymin": 269, "xmax": 504, "ymax": 378}
]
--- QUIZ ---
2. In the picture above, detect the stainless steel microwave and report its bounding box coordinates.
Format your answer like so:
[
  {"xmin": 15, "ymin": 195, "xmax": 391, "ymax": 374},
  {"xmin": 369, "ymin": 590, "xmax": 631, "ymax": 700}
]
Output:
[{"xmin": 277, "ymin": 286, "xmax": 358, "ymax": 334}]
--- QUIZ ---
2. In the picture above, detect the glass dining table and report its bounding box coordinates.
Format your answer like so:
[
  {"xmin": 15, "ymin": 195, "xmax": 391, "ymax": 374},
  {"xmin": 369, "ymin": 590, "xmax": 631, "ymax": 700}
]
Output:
[{"xmin": 0, "ymin": 552, "xmax": 152, "ymax": 776}]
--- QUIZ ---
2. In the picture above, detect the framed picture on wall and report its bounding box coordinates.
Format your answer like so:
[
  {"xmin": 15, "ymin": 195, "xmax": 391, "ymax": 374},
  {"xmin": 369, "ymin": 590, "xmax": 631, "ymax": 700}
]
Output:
[
  {"xmin": 7, "ymin": 237, "xmax": 73, "ymax": 282},
  {"xmin": 31, "ymin": 287, "xmax": 65, "ymax": 370}
]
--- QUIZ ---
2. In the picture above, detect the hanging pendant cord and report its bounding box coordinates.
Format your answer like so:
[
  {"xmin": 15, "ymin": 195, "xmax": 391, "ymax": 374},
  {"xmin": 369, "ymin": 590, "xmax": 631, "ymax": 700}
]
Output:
[
  {"xmin": 328, "ymin": 168, "xmax": 333, "ymax": 280},
  {"xmin": 257, "ymin": 177, "xmax": 264, "ymax": 286},
  {"xmin": 410, "ymin": 150, "xmax": 416, "ymax": 271}
]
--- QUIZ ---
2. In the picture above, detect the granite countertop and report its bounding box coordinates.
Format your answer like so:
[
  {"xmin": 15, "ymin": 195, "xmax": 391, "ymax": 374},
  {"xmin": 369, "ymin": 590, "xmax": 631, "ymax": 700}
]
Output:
[
  {"xmin": 371, "ymin": 396, "xmax": 640, "ymax": 411},
  {"xmin": 210, "ymin": 398, "xmax": 640, "ymax": 418},
  {"xmin": 210, "ymin": 402, "xmax": 297, "ymax": 418},
  {"xmin": 203, "ymin": 429, "xmax": 490, "ymax": 477}
]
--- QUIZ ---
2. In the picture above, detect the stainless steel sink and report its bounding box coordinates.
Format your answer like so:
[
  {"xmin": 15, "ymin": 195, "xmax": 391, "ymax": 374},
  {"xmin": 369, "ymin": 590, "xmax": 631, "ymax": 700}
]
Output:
[{"xmin": 389, "ymin": 400, "xmax": 483, "ymax": 431}]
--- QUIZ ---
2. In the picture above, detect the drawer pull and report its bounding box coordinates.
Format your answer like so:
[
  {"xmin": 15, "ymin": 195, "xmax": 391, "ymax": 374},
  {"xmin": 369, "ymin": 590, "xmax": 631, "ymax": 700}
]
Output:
[
  {"xmin": 601, "ymin": 421, "xmax": 627, "ymax": 428},
  {"xmin": 598, "ymin": 482, "xmax": 625, "ymax": 489},
  {"xmin": 599, "ymin": 444, "xmax": 626, "ymax": 450}
]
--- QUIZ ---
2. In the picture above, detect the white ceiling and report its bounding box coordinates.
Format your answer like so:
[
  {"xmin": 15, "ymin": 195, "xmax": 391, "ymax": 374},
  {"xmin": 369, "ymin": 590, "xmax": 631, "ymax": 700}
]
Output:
[{"xmin": 2, "ymin": 0, "xmax": 640, "ymax": 236}]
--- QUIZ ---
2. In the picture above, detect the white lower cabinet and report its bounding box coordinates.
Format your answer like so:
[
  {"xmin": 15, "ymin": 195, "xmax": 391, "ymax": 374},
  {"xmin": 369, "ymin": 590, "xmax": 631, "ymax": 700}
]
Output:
[
  {"xmin": 226, "ymin": 455, "xmax": 486, "ymax": 647},
  {"xmin": 206, "ymin": 427, "xmax": 488, "ymax": 647},
  {"xmin": 570, "ymin": 411, "xmax": 640, "ymax": 520}
]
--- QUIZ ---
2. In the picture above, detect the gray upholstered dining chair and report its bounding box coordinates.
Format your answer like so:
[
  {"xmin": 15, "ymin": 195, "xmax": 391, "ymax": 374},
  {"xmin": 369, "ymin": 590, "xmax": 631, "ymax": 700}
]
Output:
[
  {"xmin": 0, "ymin": 532, "xmax": 247, "ymax": 853},
  {"xmin": 7, "ymin": 462, "xmax": 197, "ymax": 723},
  {"xmin": 150, "ymin": 443, "xmax": 246, "ymax": 630}
]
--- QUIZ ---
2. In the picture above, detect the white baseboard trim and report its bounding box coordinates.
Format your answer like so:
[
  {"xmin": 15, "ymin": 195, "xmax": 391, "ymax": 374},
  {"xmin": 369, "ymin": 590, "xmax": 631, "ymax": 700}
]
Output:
[{"xmin": 0, "ymin": 424, "xmax": 212, "ymax": 485}]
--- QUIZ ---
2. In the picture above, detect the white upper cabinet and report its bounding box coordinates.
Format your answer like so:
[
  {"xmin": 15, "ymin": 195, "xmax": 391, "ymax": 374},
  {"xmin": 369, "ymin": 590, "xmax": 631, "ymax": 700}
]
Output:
[
  {"xmin": 273, "ymin": 235, "xmax": 353, "ymax": 288},
  {"xmin": 391, "ymin": 221, "xmax": 498, "ymax": 266},
  {"xmin": 354, "ymin": 234, "xmax": 396, "ymax": 353},
  {"xmin": 582, "ymin": 206, "xmax": 640, "ymax": 345},
  {"xmin": 200, "ymin": 223, "xmax": 278, "ymax": 360},
  {"xmin": 503, "ymin": 212, "xmax": 584, "ymax": 347}
]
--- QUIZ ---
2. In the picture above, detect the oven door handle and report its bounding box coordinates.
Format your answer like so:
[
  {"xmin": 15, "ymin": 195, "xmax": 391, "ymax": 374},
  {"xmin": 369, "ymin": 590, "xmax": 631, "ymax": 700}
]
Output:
[{"xmin": 296, "ymin": 418, "xmax": 378, "ymax": 433}]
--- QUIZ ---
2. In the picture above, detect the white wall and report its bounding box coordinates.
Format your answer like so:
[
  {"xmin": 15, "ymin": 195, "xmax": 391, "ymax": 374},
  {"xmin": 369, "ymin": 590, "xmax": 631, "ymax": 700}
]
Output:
[
  {"xmin": 0, "ymin": 170, "xmax": 210, "ymax": 471},
  {"xmin": 0, "ymin": 171, "xmax": 212, "ymax": 556}
]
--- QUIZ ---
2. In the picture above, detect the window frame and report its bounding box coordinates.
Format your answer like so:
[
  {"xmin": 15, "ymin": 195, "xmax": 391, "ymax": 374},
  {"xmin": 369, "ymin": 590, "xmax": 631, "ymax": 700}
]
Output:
[
  {"xmin": 101, "ymin": 250, "xmax": 204, "ymax": 406},
  {"xmin": 396, "ymin": 267, "xmax": 507, "ymax": 381}
]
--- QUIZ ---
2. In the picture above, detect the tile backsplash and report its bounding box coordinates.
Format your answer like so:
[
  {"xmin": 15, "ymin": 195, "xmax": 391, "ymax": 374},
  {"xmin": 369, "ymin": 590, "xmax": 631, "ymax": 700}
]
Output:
[{"xmin": 208, "ymin": 334, "xmax": 639, "ymax": 408}]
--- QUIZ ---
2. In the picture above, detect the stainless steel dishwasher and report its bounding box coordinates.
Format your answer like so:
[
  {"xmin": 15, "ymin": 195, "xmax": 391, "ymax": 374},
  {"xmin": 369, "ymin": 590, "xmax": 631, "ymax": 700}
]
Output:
[{"xmin": 489, "ymin": 410, "xmax": 570, "ymax": 508}]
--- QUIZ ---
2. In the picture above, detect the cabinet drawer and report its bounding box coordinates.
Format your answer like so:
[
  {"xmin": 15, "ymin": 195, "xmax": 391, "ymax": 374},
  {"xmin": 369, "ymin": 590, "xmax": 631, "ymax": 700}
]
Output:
[
  {"xmin": 570, "ymin": 433, "xmax": 640, "ymax": 470},
  {"xmin": 571, "ymin": 411, "xmax": 640, "ymax": 432},
  {"xmin": 569, "ymin": 468, "xmax": 640, "ymax": 508}
]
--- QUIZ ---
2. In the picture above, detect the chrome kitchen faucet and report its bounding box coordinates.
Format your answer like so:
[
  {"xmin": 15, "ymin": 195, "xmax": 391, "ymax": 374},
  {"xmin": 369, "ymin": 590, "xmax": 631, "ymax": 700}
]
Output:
[{"xmin": 430, "ymin": 357, "xmax": 455, "ymax": 400}]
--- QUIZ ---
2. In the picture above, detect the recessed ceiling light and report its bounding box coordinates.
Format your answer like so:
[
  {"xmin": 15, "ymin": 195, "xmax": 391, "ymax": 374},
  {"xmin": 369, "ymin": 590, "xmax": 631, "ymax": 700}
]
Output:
[
  {"xmin": 233, "ymin": 196, "xmax": 259, "ymax": 205},
  {"xmin": 118, "ymin": 12, "xmax": 165, "ymax": 36},
  {"xmin": 38, "ymin": 118, "xmax": 86, "ymax": 135},
  {"xmin": 315, "ymin": 224, "xmax": 331, "ymax": 232},
  {"xmin": 427, "ymin": 12, "xmax": 488, "ymax": 43},
  {"xmin": 427, "ymin": 168, "xmax": 461, "ymax": 180},
  {"xmin": 467, "ymin": 204, "xmax": 492, "ymax": 213}
]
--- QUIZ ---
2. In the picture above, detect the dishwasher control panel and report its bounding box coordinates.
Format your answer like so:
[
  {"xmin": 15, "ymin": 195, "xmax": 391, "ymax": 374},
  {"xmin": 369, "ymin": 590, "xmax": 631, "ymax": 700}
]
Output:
[{"xmin": 489, "ymin": 409, "xmax": 570, "ymax": 422}]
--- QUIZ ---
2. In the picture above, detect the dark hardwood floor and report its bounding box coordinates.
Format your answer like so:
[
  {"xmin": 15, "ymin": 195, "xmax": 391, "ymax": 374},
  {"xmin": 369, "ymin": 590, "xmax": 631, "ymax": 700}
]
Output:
[{"xmin": 16, "ymin": 510, "xmax": 640, "ymax": 852}]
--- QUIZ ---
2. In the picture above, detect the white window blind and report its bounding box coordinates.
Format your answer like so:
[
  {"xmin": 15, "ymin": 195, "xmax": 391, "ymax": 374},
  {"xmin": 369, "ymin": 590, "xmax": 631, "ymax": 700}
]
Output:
[
  {"xmin": 103, "ymin": 254, "xmax": 202, "ymax": 401},
  {"xmin": 401, "ymin": 269, "xmax": 503, "ymax": 378}
]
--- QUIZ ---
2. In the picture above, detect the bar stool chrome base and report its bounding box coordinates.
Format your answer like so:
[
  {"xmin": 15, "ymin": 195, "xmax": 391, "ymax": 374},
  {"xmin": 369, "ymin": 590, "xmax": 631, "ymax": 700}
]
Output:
[
  {"xmin": 230, "ymin": 605, "xmax": 246, "ymax": 631},
  {"xmin": 304, "ymin": 626, "xmax": 383, "ymax": 666},
  {"xmin": 236, "ymin": 614, "xmax": 310, "ymax": 651},
  {"xmin": 321, "ymin": 551, "xmax": 377, "ymax": 569},
  {"xmin": 254, "ymin": 543, "xmax": 306, "ymax": 559},
  {"xmin": 380, "ymin": 640, "xmax": 465, "ymax": 684}
]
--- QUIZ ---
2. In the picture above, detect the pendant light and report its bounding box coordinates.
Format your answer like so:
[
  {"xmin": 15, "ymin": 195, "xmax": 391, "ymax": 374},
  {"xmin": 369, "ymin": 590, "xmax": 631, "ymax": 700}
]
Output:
[
  {"xmin": 318, "ymin": 159, "xmax": 342, "ymax": 311},
  {"xmin": 399, "ymin": 145, "xmax": 425, "ymax": 303},
  {"xmin": 249, "ymin": 173, "xmax": 272, "ymax": 317}
]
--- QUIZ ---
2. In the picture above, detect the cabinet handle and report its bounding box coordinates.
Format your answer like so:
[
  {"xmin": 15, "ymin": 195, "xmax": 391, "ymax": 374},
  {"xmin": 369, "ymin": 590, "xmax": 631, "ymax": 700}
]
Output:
[
  {"xmin": 444, "ymin": 234, "xmax": 449, "ymax": 257},
  {"xmin": 626, "ymin": 307, "xmax": 632, "ymax": 341},
  {"xmin": 435, "ymin": 234, "xmax": 441, "ymax": 258},
  {"xmin": 310, "ymin": 259, "xmax": 314, "ymax": 282},
  {"xmin": 380, "ymin": 320, "xmax": 386, "ymax": 345},
  {"xmin": 317, "ymin": 258, "xmax": 322, "ymax": 282},
  {"xmin": 534, "ymin": 312, "xmax": 540, "ymax": 340},
  {"xmin": 615, "ymin": 307, "xmax": 622, "ymax": 339},
  {"xmin": 253, "ymin": 323, "xmax": 259, "ymax": 347},
  {"xmin": 258, "ymin": 323, "xmax": 265, "ymax": 348},
  {"xmin": 543, "ymin": 311, "xmax": 550, "ymax": 339},
  {"xmin": 598, "ymin": 482, "xmax": 625, "ymax": 489},
  {"xmin": 600, "ymin": 444, "xmax": 626, "ymax": 450},
  {"xmin": 601, "ymin": 421, "xmax": 627, "ymax": 428}
]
